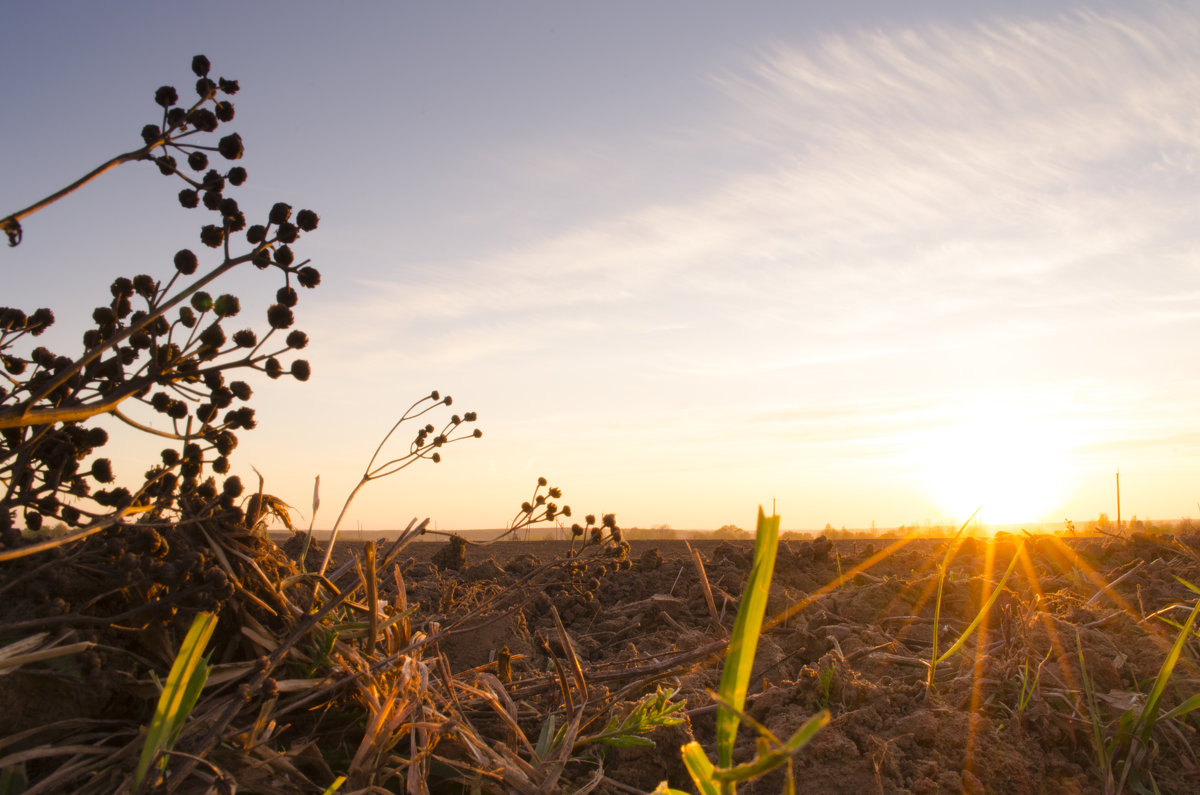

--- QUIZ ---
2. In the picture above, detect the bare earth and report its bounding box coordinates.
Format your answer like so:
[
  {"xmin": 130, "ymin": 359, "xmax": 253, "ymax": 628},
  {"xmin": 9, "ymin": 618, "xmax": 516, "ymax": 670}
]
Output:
[{"xmin": 316, "ymin": 532, "xmax": 1200, "ymax": 793}]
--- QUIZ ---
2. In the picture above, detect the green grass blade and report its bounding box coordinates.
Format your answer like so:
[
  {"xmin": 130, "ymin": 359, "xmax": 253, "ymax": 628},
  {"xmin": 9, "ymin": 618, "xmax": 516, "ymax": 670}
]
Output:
[
  {"xmin": 935, "ymin": 540, "xmax": 1024, "ymax": 665},
  {"xmin": 926, "ymin": 508, "xmax": 979, "ymax": 690},
  {"xmin": 710, "ymin": 709, "xmax": 832, "ymax": 784},
  {"xmin": 715, "ymin": 507, "xmax": 779, "ymax": 770},
  {"xmin": 1161, "ymin": 693, "xmax": 1200, "ymax": 722},
  {"xmin": 133, "ymin": 611, "xmax": 217, "ymax": 789},
  {"xmin": 1137, "ymin": 590, "xmax": 1200, "ymax": 743},
  {"xmin": 681, "ymin": 741, "xmax": 721, "ymax": 795},
  {"xmin": 320, "ymin": 775, "xmax": 347, "ymax": 794}
]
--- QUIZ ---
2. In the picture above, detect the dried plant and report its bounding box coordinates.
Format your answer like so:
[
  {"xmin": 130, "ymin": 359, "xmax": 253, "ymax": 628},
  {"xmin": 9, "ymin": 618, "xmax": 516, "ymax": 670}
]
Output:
[{"xmin": 1, "ymin": 55, "xmax": 321, "ymax": 557}]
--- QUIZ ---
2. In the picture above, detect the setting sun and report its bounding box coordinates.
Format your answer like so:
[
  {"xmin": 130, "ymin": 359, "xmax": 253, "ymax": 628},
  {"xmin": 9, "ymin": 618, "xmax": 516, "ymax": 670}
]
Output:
[{"xmin": 913, "ymin": 397, "xmax": 1077, "ymax": 527}]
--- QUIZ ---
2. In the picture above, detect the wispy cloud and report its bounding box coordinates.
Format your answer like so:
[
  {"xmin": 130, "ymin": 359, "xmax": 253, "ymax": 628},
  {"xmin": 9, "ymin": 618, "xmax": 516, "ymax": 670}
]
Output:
[{"xmin": 308, "ymin": 3, "xmax": 1200, "ymax": 527}]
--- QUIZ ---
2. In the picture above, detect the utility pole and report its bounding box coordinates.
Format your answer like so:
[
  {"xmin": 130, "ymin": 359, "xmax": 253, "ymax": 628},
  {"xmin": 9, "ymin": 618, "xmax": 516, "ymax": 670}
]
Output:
[{"xmin": 1115, "ymin": 469, "xmax": 1121, "ymax": 534}]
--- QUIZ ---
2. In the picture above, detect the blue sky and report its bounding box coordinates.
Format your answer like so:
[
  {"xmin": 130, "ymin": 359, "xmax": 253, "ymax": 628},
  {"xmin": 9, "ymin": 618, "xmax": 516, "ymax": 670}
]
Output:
[{"xmin": 4, "ymin": 2, "xmax": 1200, "ymax": 531}]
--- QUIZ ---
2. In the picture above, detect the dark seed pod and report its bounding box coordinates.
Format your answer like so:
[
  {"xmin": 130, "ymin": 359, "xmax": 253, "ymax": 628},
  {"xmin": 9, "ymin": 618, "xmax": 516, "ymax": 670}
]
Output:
[
  {"xmin": 199, "ymin": 225, "xmax": 224, "ymax": 248},
  {"xmin": 178, "ymin": 189, "xmax": 199, "ymax": 209},
  {"xmin": 187, "ymin": 151, "xmax": 209, "ymax": 171},
  {"xmin": 156, "ymin": 155, "xmax": 177, "ymax": 176},
  {"xmin": 195, "ymin": 77, "xmax": 217, "ymax": 99},
  {"xmin": 217, "ymin": 133, "xmax": 243, "ymax": 160},
  {"xmin": 295, "ymin": 209, "xmax": 320, "ymax": 232},
  {"xmin": 166, "ymin": 107, "xmax": 187, "ymax": 127},
  {"xmin": 232, "ymin": 329, "xmax": 256, "ymax": 348},
  {"xmin": 276, "ymin": 287, "xmax": 298, "ymax": 307},
  {"xmin": 133, "ymin": 274, "xmax": 156, "ymax": 298},
  {"xmin": 111, "ymin": 277, "xmax": 134, "ymax": 299},
  {"xmin": 199, "ymin": 323, "xmax": 225, "ymax": 348},
  {"xmin": 214, "ymin": 431, "xmax": 237, "ymax": 455},
  {"xmin": 196, "ymin": 403, "xmax": 218, "ymax": 424},
  {"xmin": 297, "ymin": 267, "xmax": 321, "ymax": 288},
  {"xmin": 227, "ymin": 166, "xmax": 247, "ymax": 186},
  {"xmin": 268, "ymin": 202, "xmax": 292, "ymax": 225},
  {"xmin": 192, "ymin": 54, "xmax": 211, "ymax": 76},
  {"xmin": 285, "ymin": 330, "xmax": 308, "ymax": 349},
  {"xmin": 267, "ymin": 304, "xmax": 293, "ymax": 329},
  {"xmin": 213, "ymin": 294, "xmax": 240, "ymax": 318},
  {"xmin": 275, "ymin": 222, "xmax": 298, "ymax": 244},
  {"xmin": 155, "ymin": 85, "xmax": 179, "ymax": 107},
  {"xmin": 142, "ymin": 124, "xmax": 162, "ymax": 145},
  {"xmin": 264, "ymin": 358, "xmax": 282, "ymax": 379},
  {"xmin": 219, "ymin": 77, "xmax": 239, "ymax": 94},
  {"xmin": 246, "ymin": 225, "xmax": 267, "ymax": 244},
  {"xmin": 188, "ymin": 108, "xmax": 218, "ymax": 133},
  {"xmin": 201, "ymin": 170, "xmax": 225, "ymax": 193},
  {"xmin": 229, "ymin": 381, "xmax": 251, "ymax": 401},
  {"xmin": 291, "ymin": 359, "xmax": 311, "ymax": 381},
  {"xmin": 91, "ymin": 458, "xmax": 114, "ymax": 483},
  {"xmin": 214, "ymin": 101, "xmax": 235, "ymax": 122}
]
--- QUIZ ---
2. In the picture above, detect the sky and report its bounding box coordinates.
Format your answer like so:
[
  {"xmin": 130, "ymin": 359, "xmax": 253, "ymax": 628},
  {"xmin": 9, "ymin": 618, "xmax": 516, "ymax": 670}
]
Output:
[{"xmin": 3, "ymin": 1, "xmax": 1200, "ymax": 533}]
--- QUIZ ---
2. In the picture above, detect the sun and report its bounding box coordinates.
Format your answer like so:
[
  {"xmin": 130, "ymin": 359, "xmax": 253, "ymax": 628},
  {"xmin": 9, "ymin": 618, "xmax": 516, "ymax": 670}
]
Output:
[{"xmin": 911, "ymin": 397, "xmax": 1076, "ymax": 527}]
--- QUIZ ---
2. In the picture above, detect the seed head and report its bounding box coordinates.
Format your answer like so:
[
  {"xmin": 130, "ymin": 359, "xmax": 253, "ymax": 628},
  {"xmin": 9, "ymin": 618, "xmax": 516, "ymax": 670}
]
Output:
[
  {"xmin": 195, "ymin": 77, "xmax": 217, "ymax": 100},
  {"xmin": 285, "ymin": 330, "xmax": 308, "ymax": 349},
  {"xmin": 178, "ymin": 189, "xmax": 199, "ymax": 209},
  {"xmin": 267, "ymin": 304, "xmax": 294, "ymax": 329},
  {"xmin": 273, "ymin": 245, "xmax": 294, "ymax": 267},
  {"xmin": 142, "ymin": 124, "xmax": 162, "ymax": 145},
  {"xmin": 214, "ymin": 101, "xmax": 235, "ymax": 123},
  {"xmin": 154, "ymin": 85, "xmax": 179, "ymax": 107},
  {"xmin": 297, "ymin": 267, "xmax": 321, "ymax": 288},
  {"xmin": 213, "ymin": 294, "xmax": 240, "ymax": 317},
  {"xmin": 188, "ymin": 151, "xmax": 208, "ymax": 171},
  {"xmin": 268, "ymin": 202, "xmax": 292, "ymax": 225},
  {"xmin": 291, "ymin": 359, "xmax": 311, "ymax": 381},
  {"xmin": 91, "ymin": 458, "xmax": 114, "ymax": 483},
  {"xmin": 296, "ymin": 209, "xmax": 320, "ymax": 231},
  {"xmin": 199, "ymin": 225, "xmax": 224, "ymax": 248},
  {"xmin": 188, "ymin": 108, "xmax": 218, "ymax": 133},
  {"xmin": 217, "ymin": 133, "xmax": 243, "ymax": 160},
  {"xmin": 227, "ymin": 166, "xmax": 247, "ymax": 186},
  {"xmin": 275, "ymin": 222, "xmax": 298, "ymax": 244},
  {"xmin": 191, "ymin": 54, "xmax": 211, "ymax": 76}
]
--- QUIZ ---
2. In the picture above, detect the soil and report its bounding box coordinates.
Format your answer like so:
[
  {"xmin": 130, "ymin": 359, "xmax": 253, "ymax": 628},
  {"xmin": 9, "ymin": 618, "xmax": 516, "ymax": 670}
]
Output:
[
  {"xmin": 371, "ymin": 532, "xmax": 1200, "ymax": 793},
  {"xmin": 3, "ymin": 528, "xmax": 1199, "ymax": 793}
]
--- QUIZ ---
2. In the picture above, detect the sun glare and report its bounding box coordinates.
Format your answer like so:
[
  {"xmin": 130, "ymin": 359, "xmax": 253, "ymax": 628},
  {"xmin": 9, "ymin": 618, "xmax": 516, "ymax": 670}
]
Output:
[{"xmin": 912, "ymin": 398, "xmax": 1076, "ymax": 527}]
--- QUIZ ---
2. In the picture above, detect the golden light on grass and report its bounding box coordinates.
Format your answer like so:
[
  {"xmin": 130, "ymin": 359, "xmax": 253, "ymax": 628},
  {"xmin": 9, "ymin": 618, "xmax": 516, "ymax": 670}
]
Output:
[{"xmin": 912, "ymin": 397, "xmax": 1077, "ymax": 527}]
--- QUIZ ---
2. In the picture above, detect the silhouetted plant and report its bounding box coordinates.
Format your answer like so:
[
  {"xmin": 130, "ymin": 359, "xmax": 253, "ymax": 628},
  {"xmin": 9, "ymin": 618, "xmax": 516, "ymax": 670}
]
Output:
[{"xmin": 0, "ymin": 55, "xmax": 321, "ymax": 554}]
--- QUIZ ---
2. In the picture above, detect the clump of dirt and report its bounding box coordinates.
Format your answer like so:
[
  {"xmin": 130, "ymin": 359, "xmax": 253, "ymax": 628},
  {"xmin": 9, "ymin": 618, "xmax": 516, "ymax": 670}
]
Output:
[{"xmin": 431, "ymin": 533, "xmax": 467, "ymax": 570}]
